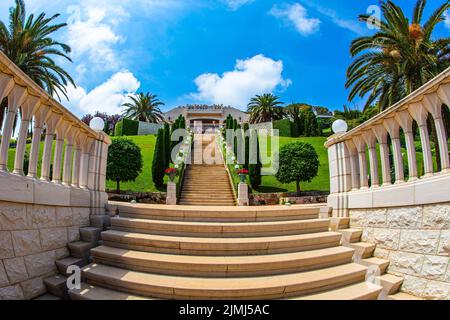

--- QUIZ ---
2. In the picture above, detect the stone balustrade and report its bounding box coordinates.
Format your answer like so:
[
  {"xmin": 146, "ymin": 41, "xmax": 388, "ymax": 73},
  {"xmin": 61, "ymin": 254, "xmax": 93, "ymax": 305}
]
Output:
[
  {"xmin": 0, "ymin": 51, "xmax": 110, "ymax": 214},
  {"xmin": 326, "ymin": 67, "xmax": 450, "ymax": 217},
  {"xmin": 325, "ymin": 67, "xmax": 450, "ymax": 299}
]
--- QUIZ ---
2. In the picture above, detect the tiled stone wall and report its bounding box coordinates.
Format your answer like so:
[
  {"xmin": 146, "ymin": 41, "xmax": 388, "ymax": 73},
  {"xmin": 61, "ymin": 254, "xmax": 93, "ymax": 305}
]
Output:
[
  {"xmin": 0, "ymin": 201, "xmax": 90, "ymax": 300},
  {"xmin": 350, "ymin": 202, "xmax": 450, "ymax": 300}
]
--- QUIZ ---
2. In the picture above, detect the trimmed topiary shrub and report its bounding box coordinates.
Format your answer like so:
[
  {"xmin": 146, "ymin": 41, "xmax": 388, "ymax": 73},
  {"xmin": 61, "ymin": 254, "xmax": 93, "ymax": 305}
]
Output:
[
  {"xmin": 275, "ymin": 142, "xmax": 319, "ymax": 196},
  {"xmin": 163, "ymin": 123, "xmax": 171, "ymax": 169},
  {"xmin": 152, "ymin": 129, "xmax": 165, "ymax": 188},
  {"xmin": 107, "ymin": 137, "xmax": 143, "ymax": 193},
  {"xmin": 273, "ymin": 119, "xmax": 292, "ymax": 137},
  {"xmin": 114, "ymin": 118, "xmax": 139, "ymax": 136},
  {"xmin": 249, "ymin": 129, "xmax": 262, "ymax": 189}
]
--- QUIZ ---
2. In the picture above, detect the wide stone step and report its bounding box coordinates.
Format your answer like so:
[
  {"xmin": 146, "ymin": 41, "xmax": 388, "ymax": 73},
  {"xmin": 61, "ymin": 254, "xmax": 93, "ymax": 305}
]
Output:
[
  {"xmin": 178, "ymin": 201, "xmax": 236, "ymax": 206},
  {"xmin": 295, "ymin": 282, "xmax": 382, "ymax": 300},
  {"xmin": 110, "ymin": 217, "xmax": 330, "ymax": 238},
  {"xmin": 81, "ymin": 263, "xmax": 368, "ymax": 299},
  {"xmin": 179, "ymin": 194, "xmax": 234, "ymax": 200},
  {"xmin": 180, "ymin": 192, "xmax": 234, "ymax": 196},
  {"xmin": 69, "ymin": 283, "xmax": 151, "ymax": 300},
  {"xmin": 90, "ymin": 245, "xmax": 355, "ymax": 277},
  {"xmin": 113, "ymin": 202, "xmax": 322, "ymax": 222},
  {"xmin": 100, "ymin": 230, "xmax": 342, "ymax": 256}
]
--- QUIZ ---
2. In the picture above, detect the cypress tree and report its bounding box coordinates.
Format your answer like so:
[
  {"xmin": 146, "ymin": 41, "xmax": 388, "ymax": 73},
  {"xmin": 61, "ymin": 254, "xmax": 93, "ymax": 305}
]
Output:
[
  {"xmin": 244, "ymin": 123, "xmax": 250, "ymax": 170},
  {"xmin": 249, "ymin": 130, "xmax": 262, "ymax": 189},
  {"xmin": 152, "ymin": 129, "xmax": 165, "ymax": 187},
  {"xmin": 163, "ymin": 123, "xmax": 171, "ymax": 167}
]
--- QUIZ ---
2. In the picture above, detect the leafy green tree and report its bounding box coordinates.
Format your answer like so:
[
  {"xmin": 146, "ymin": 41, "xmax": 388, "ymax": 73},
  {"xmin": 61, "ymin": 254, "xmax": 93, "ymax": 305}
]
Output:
[
  {"xmin": 152, "ymin": 129, "xmax": 165, "ymax": 187},
  {"xmin": 276, "ymin": 142, "xmax": 319, "ymax": 196},
  {"xmin": 122, "ymin": 93, "xmax": 165, "ymax": 123},
  {"xmin": 0, "ymin": 0, "xmax": 75, "ymax": 128},
  {"xmin": 347, "ymin": 0, "xmax": 449, "ymax": 111},
  {"xmin": 249, "ymin": 129, "xmax": 262, "ymax": 189},
  {"xmin": 107, "ymin": 138, "xmax": 143, "ymax": 193},
  {"xmin": 247, "ymin": 94, "xmax": 285, "ymax": 124}
]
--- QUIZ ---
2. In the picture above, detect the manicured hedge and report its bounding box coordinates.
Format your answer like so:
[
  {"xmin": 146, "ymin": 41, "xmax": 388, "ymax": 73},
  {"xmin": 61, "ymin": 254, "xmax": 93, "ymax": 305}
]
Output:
[
  {"xmin": 115, "ymin": 118, "xmax": 139, "ymax": 136},
  {"xmin": 273, "ymin": 119, "xmax": 293, "ymax": 137}
]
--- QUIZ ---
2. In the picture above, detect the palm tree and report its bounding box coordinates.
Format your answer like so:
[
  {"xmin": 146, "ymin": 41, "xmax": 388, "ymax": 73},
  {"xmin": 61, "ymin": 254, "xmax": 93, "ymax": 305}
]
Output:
[
  {"xmin": 122, "ymin": 93, "xmax": 165, "ymax": 123},
  {"xmin": 247, "ymin": 93, "xmax": 285, "ymax": 124},
  {"xmin": 346, "ymin": 0, "xmax": 449, "ymax": 111},
  {"xmin": 0, "ymin": 0, "xmax": 74, "ymax": 128}
]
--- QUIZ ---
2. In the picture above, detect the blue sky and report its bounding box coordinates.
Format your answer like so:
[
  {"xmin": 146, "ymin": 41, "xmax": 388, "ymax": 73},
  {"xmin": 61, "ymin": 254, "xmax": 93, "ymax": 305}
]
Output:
[{"xmin": 1, "ymin": 0, "xmax": 449, "ymax": 117}]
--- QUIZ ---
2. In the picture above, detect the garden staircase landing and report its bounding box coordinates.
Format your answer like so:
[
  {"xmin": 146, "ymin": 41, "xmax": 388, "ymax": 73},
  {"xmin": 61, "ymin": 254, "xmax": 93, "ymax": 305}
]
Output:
[{"xmin": 179, "ymin": 134, "xmax": 236, "ymax": 206}]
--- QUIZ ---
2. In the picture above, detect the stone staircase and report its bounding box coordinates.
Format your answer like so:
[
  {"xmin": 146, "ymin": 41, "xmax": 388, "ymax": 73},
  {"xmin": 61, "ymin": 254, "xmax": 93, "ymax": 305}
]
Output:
[
  {"xmin": 61, "ymin": 202, "xmax": 415, "ymax": 300},
  {"xmin": 179, "ymin": 134, "xmax": 236, "ymax": 206}
]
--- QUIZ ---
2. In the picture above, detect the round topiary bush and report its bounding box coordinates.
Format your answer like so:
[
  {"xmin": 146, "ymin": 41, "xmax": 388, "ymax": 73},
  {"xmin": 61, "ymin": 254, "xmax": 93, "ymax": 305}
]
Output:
[
  {"xmin": 275, "ymin": 142, "xmax": 319, "ymax": 196},
  {"xmin": 107, "ymin": 137, "xmax": 143, "ymax": 193}
]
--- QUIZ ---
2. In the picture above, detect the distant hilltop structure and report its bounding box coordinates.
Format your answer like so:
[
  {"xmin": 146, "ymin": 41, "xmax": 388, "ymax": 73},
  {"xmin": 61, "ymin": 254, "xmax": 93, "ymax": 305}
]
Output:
[{"xmin": 164, "ymin": 104, "xmax": 249, "ymax": 130}]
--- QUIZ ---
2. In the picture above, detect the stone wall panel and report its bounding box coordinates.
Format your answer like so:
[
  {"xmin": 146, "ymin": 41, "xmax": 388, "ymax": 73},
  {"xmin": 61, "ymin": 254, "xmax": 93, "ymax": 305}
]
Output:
[
  {"xmin": 40, "ymin": 228, "xmax": 68, "ymax": 251},
  {"xmin": 3, "ymin": 257, "xmax": 28, "ymax": 284},
  {"xmin": 12, "ymin": 230, "xmax": 41, "ymax": 256}
]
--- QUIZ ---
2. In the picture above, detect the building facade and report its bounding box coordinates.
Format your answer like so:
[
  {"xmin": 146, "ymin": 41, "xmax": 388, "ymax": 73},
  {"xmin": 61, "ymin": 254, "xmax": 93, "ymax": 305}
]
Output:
[{"xmin": 164, "ymin": 105, "xmax": 249, "ymax": 131}]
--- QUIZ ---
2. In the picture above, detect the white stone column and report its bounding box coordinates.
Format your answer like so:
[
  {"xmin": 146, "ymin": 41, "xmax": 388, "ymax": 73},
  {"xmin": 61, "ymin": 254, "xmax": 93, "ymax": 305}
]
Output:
[
  {"xmin": 363, "ymin": 132, "xmax": 379, "ymax": 187},
  {"xmin": 408, "ymin": 102, "xmax": 433, "ymax": 177},
  {"xmin": 384, "ymin": 117, "xmax": 404, "ymax": 183},
  {"xmin": 27, "ymin": 104, "xmax": 50, "ymax": 178},
  {"xmin": 63, "ymin": 129, "xmax": 78, "ymax": 185},
  {"xmin": 13, "ymin": 95, "xmax": 40, "ymax": 175},
  {"xmin": 72, "ymin": 133, "xmax": 87, "ymax": 187},
  {"xmin": 395, "ymin": 110, "xmax": 418, "ymax": 181},
  {"xmin": 79, "ymin": 137, "xmax": 94, "ymax": 189},
  {"xmin": 352, "ymin": 135, "xmax": 369, "ymax": 189},
  {"xmin": 344, "ymin": 140, "xmax": 360, "ymax": 190},
  {"xmin": 372, "ymin": 124, "xmax": 391, "ymax": 186},
  {"xmin": 437, "ymin": 83, "xmax": 450, "ymax": 109},
  {"xmin": 166, "ymin": 182, "xmax": 177, "ymax": 205},
  {"xmin": 41, "ymin": 112, "xmax": 62, "ymax": 181},
  {"xmin": 423, "ymin": 93, "xmax": 449, "ymax": 173},
  {"xmin": 238, "ymin": 182, "xmax": 249, "ymax": 206},
  {"xmin": 52, "ymin": 121, "xmax": 71, "ymax": 183},
  {"xmin": 0, "ymin": 85, "xmax": 28, "ymax": 171}
]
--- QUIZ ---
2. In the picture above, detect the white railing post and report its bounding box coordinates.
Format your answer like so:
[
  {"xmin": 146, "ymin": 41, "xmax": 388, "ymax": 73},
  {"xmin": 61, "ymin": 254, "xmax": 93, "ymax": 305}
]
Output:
[
  {"xmin": 363, "ymin": 131, "xmax": 379, "ymax": 187},
  {"xmin": 27, "ymin": 104, "xmax": 50, "ymax": 178},
  {"xmin": 13, "ymin": 95, "xmax": 40, "ymax": 175},
  {"xmin": 63, "ymin": 129, "xmax": 78, "ymax": 185},
  {"xmin": 53, "ymin": 120, "xmax": 71, "ymax": 183},
  {"xmin": 352, "ymin": 135, "xmax": 369, "ymax": 189},
  {"xmin": 344, "ymin": 140, "xmax": 360, "ymax": 190},
  {"xmin": 0, "ymin": 85, "xmax": 28, "ymax": 171},
  {"xmin": 41, "ymin": 112, "xmax": 62, "ymax": 181},
  {"xmin": 395, "ymin": 110, "xmax": 418, "ymax": 181},
  {"xmin": 79, "ymin": 137, "xmax": 94, "ymax": 189},
  {"xmin": 372, "ymin": 124, "xmax": 391, "ymax": 186},
  {"xmin": 384, "ymin": 117, "xmax": 404, "ymax": 183}
]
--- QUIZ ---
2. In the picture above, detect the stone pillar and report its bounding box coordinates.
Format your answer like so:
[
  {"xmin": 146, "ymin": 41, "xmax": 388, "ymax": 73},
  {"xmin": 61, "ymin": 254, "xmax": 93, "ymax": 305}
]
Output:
[
  {"xmin": 363, "ymin": 132, "xmax": 379, "ymax": 187},
  {"xmin": 352, "ymin": 135, "xmax": 369, "ymax": 189},
  {"xmin": 395, "ymin": 110, "xmax": 418, "ymax": 181},
  {"xmin": 41, "ymin": 112, "xmax": 62, "ymax": 181},
  {"xmin": 344, "ymin": 140, "xmax": 360, "ymax": 190},
  {"xmin": 52, "ymin": 121, "xmax": 71, "ymax": 184},
  {"xmin": 384, "ymin": 117, "xmax": 404, "ymax": 183},
  {"xmin": 0, "ymin": 85, "xmax": 28, "ymax": 171},
  {"xmin": 79, "ymin": 137, "xmax": 94, "ymax": 189},
  {"xmin": 166, "ymin": 181, "xmax": 177, "ymax": 205},
  {"xmin": 72, "ymin": 134, "xmax": 87, "ymax": 187},
  {"xmin": 409, "ymin": 102, "xmax": 434, "ymax": 177},
  {"xmin": 423, "ymin": 93, "xmax": 449, "ymax": 173},
  {"xmin": 13, "ymin": 95, "xmax": 40, "ymax": 175},
  {"xmin": 372, "ymin": 124, "xmax": 391, "ymax": 186},
  {"xmin": 27, "ymin": 105, "xmax": 50, "ymax": 178},
  {"xmin": 238, "ymin": 182, "xmax": 249, "ymax": 206},
  {"xmin": 63, "ymin": 129, "xmax": 78, "ymax": 185},
  {"xmin": 437, "ymin": 83, "xmax": 450, "ymax": 109}
]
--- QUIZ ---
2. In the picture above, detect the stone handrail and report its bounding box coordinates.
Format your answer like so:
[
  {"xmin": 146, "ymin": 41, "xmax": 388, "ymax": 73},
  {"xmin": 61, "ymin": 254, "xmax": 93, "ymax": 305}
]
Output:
[
  {"xmin": 0, "ymin": 50, "xmax": 110, "ymax": 214},
  {"xmin": 326, "ymin": 67, "xmax": 450, "ymax": 217}
]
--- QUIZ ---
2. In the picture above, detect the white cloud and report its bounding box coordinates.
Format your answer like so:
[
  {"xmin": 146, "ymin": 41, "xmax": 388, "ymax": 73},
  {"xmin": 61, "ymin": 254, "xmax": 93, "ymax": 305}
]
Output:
[
  {"xmin": 223, "ymin": 0, "xmax": 254, "ymax": 11},
  {"xmin": 191, "ymin": 54, "xmax": 291, "ymax": 109},
  {"xmin": 270, "ymin": 3, "xmax": 320, "ymax": 36},
  {"xmin": 64, "ymin": 71, "xmax": 141, "ymax": 115},
  {"xmin": 66, "ymin": 5, "xmax": 125, "ymax": 71}
]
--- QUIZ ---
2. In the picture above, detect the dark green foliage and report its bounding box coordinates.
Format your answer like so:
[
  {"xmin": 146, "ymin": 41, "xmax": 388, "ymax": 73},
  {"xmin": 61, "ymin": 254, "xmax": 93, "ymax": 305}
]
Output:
[
  {"xmin": 249, "ymin": 130, "xmax": 261, "ymax": 189},
  {"xmin": 233, "ymin": 119, "xmax": 238, "ymax": 131},
  {"xmin": 114, "ymin": 118, "xmax": 139, "ymax": 136},
  {"xmin": 23, "ymin": 151, "xmax": 29, "ymax": 176},
  {"xmin": 273, "ymin": 119, "xmax": 293, "ymax": 137},
  {"xmin": 291, "ymin": 122, "xmax": 300, "ymax": 137},
  {"xmin": 243, "ymin": 123, "xmax": 250, "ymax": 169},
  {"xmin": 303, "ymin": 110, "xmax": 321, "ymax": 137},
  {"xmin": 163, "ymin": 123, "xmax": 171, "ymax": 168},
  {"xmin": 107, "ymin": 138, "xmax": 143, "ymax": 193},
  {"xmin": 152, "ymin": 129, "xmax": 165, "ymax": 187},
  {"xmin": 275, "ymin": 142, "xmax": 319, "ymax": 196}
]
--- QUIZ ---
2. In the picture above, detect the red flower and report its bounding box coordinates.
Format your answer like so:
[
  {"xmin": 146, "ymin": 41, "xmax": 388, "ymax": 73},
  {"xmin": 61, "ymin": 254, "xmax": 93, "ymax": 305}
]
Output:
[
  {"xmin": 237, "ymin": 169, "xmax": 249, "ymax": 175},
  {"xmin": 165, "ymin": 168, "xmax": 177, "ymax": 175}
]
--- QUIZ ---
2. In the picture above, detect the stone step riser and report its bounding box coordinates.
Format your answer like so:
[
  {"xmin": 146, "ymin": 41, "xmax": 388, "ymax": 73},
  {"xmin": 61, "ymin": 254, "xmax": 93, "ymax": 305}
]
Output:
[
  {"xmin": 110, "ymin": 218, "xmax": 330, "ymax": 238},
  {"xmin": 101, "ymin": 232, "xmax": 342, "ymax": 256},
  {"xmin": 90, "ymin": 247, "xmax": 354, "ymax": 278},
  {"xmin": 82, "ymin": 265, "xmax": 367, "ymax": 299}
]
